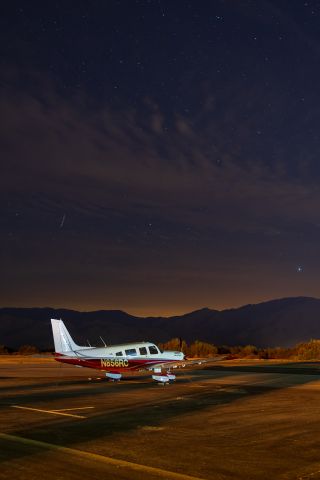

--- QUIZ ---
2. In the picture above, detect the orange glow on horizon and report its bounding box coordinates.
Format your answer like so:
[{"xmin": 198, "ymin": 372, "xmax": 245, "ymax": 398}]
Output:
[{"xmin": 1, "ymin": 293, "xmax": 299, "ymax": 317}]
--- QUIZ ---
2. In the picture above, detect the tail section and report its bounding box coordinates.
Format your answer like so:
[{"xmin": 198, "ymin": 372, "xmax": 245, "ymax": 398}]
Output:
[{"xmin": 51, "ymin": 319, "xmax": 83, "ymax": 354}]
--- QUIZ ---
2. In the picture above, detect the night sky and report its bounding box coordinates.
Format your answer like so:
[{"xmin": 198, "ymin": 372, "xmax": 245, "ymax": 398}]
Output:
[{"xmin": 2, "ymin": 1, "xmax": 320, "ymax": 316}]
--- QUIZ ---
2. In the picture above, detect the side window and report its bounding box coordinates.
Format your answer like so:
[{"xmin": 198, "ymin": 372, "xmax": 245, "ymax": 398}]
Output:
[
  {"xmin": 139, "ymin": 347, "xmax": 147, "ymax": 355},
  {"xmin": 115, "ymin": 351, "xmax": 123, "ymax": 356},
  {"xmin": 125, "ymin": 348, "xmax": 137, "ymax": 356},
  {"xmin": 148, "ymin": 346, "xmax": 159, "ymax": 355}
]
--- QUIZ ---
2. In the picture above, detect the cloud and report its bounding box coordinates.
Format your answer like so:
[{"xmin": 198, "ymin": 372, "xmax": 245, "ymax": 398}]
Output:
[{"xmin": 2, "ymin": 68, "xmax": 320, "ymax": 238}]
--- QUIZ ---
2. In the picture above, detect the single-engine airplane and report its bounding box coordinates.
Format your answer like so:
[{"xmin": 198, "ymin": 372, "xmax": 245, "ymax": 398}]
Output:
[{"xmin": 51, "ymin": 318, "xmax": 185, "ymax": 383}]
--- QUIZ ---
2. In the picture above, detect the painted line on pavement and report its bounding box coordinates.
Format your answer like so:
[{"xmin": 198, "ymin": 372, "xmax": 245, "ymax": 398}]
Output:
[
  {"xmin": 51, "ymin": 406, "xmax": 95, "ymax": 412},
  {"xmin": 11, "ymin": 405, "xmax": 86, "ymax": 419}
]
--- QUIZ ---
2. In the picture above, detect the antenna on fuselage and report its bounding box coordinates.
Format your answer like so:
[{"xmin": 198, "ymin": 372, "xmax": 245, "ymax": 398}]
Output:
[
  {"xmin": 87, "ymin": 340, "xmax": 92, "ymax": 347},
  {"xmin": 100, "ymin": 336, "xmax": 107, "ymax": 347}
]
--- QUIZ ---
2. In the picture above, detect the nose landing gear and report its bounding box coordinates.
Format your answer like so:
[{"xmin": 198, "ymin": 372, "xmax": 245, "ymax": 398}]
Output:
[{"xmin": 105, "ymin": 372, "xmax": 122, "ymax": 381}]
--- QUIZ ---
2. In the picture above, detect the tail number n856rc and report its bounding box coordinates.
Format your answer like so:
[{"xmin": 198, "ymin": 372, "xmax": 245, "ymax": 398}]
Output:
[{"xmin": 101, "ymin": 359, "xmax": 129, "ymax": 368}]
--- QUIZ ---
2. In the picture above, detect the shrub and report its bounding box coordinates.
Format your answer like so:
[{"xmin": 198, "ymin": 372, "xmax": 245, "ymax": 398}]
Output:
[
  {"xmin": 18, "ymin": 345, "xmax": 39, "ymax": 355},
  {"xmin": 0, "ymin": 345, "xmax": 8, "ymax": 355},
  {"xmin": 296, "ymin": 339, "xmax": 320, "ymax": 360}
]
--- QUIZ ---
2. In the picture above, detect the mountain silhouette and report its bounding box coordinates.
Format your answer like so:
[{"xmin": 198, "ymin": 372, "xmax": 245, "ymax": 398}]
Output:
[{"xmin": 1, "ymin": 297, "xmax": 320, "ymax": 349}]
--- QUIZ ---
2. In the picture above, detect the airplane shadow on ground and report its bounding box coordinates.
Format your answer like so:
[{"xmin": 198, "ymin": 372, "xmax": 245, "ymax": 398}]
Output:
[
  {"xmin": 1, "ymin": 362, "xmax": 320, "ymax": 464},
  {"xmin": 0, "ymin": 366, "xmax": 236, "ymax": 406}
]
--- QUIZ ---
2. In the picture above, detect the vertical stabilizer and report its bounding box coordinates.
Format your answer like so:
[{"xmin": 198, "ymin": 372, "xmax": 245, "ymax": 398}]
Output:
[{"xmin": 51, "ymin": 319, "xmax": 83, "ymax": 354}]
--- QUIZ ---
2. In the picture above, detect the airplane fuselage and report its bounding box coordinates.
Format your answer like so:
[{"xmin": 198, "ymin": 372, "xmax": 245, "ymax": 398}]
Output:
[
  {"xmin": 55, "ymin": 353, "xmax": 180, "ymax": 372},
  {"xmin": 54, "ymin": 341, "xmax": 184, "ymax": 373}
]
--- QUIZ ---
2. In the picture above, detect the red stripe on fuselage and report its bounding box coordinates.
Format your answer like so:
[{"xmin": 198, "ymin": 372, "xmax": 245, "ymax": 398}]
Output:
[{"xmin": 54, "ymin": 355, "xmax": 175, "ymax": 372}]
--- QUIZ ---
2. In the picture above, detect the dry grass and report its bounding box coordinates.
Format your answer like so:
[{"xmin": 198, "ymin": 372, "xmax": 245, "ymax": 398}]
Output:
[{"xmin": 0, "ymin": 355, "xmax": 54, "ymax": 364}]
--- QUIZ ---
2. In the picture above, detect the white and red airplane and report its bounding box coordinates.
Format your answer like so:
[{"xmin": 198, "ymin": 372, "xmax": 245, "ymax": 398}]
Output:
[{"xmin": 51, "ymin": 319, "xmax": 185, "ymax": 383}]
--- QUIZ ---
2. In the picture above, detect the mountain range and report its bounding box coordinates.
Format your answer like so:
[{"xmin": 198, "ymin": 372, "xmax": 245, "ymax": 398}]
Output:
[{"xmin": 1, "ymin": 296, "xmax": 320, "ymax": 349}]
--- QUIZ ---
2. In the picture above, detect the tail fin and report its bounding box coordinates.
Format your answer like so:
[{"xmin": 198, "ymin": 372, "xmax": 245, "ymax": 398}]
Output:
[{"xmin": 51, "ymin": 319, "xmax": 83, "ymax": 354}]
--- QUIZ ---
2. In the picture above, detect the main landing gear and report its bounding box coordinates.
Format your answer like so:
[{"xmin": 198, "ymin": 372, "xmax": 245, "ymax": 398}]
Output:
[
  {"xmin": 152, "ymin": 368, "xmax": 176, "ymax": 385},
  {"xmin": 104, "ymin": 369, "xmax": 176, "ymax": 384}
]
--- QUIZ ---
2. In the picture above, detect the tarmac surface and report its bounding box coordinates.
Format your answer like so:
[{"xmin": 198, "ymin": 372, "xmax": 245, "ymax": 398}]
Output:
[{"xmin": 1, "ymin": 357, "xmax": 320, "ymax": 479}]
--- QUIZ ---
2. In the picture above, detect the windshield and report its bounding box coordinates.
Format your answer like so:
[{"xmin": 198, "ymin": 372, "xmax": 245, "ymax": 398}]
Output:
[{"xmin": 148, "ymin": 346, "xmax": 159, "ymax": 355}]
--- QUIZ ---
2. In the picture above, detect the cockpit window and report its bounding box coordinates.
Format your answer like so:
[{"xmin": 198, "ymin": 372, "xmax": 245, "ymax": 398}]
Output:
[
  {"xmin": 125, "ymin": 348, "xmax": 137, "ymax": 356},
  {"xmin": 139, "ymin": 347, "xmax": 147, "ymax": 355},
  {"xmin": 115, "ymin": 351, "xmax": 123, "ymax": 356},
  {"xmin": 148, "ymin": 345, "xmax": 159, "ymax": 355}
]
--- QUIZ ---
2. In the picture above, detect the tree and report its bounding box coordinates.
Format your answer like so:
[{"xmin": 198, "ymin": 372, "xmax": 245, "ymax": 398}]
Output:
[
  {"xmin": 159, "ymin": 338, "xmax": 188, "ymax": 354},
  {"xmin": 188, "ymin": 340, "xmax": 218, "ymax": 358}
]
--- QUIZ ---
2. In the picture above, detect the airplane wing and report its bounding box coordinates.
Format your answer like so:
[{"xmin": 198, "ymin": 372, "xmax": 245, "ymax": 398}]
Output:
[{"xmin": 147, "ymin": 356, "xmax": 226, "ymax": 371}]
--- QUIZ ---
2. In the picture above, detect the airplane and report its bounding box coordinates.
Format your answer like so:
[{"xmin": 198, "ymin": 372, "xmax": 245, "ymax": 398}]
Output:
[{"xmin": 51, "ymin": 318, "xmax": 185, "ymax": 384}]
